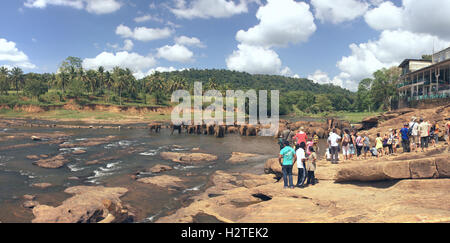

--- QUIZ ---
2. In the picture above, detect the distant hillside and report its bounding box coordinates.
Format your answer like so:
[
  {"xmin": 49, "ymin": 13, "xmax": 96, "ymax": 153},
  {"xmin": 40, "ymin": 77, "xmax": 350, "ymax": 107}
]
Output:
[{"xmin": 154, "ymin": 69, "xmax": 356, "ymax": 114}]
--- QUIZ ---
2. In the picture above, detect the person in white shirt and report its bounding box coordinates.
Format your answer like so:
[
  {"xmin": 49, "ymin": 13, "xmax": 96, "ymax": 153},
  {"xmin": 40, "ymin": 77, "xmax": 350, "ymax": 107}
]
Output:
[
  {"xmin": 295, "ymin": 142, "xmax": 307, "ymax": 188},
  {"xmin": 409, "ymin": 117, "xmax": 419, "ymax": 152},
  {"xmin": 328, "ymin": 128, "xmax": 341, "ymax": 164}
]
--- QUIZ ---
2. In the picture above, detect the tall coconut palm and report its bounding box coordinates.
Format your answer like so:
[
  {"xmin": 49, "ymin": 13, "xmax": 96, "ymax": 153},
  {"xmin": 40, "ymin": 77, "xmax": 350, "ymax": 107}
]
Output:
[
  {"xmin": 0, "ymin": 67, "xmax": 9, "ymax": 95},
  {"xmin": 97, "ymin": 66, "xmax": 104, "ymax": 93},
  {"xmin": 10, "ymin": 67, "xmax": 24, "ymax": 95}
]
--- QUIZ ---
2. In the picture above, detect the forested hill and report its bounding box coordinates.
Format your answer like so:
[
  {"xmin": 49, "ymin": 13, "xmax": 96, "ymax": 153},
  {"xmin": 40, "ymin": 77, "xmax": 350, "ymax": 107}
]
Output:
[
  {"xmin": 156, "ymin": 69, "xmax": 352, "ymax": 95},
  {"xmin": 155, "ymin": 69, "xmax": 356, "ymax": 114}
]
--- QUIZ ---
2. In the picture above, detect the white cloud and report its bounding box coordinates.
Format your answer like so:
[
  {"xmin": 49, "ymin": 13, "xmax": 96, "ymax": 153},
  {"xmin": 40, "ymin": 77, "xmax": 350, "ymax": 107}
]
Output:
[
  {"xmin": 0, "ymin": 38, "xmax": 36, "ymax": 69},
  {"xmin": 226, "ymin": 44, "xmax": 284, "ymax": 75},
  {"xmin": 122, "ymin": 39, "xmax": 133, "ymax": 51},
  {"xmin": 133, "ymin": 66, "xmax": 183, "ymax": 79},
  {"xmin": 236, "ymin": 0, "xmax": 316, "ymax": 48},
  {"xmin": 308, "ymin": 70, "xmax": 345, "ymax": 87},
  {"xmin": 311, "ymin": 0, "xmax": 369, "ymax": 24},
  {"xmin": 227, "ymin": 0, "xmax": 309, "ymax": 76},
  {"xmin": 85, "ymin": 0, "xmax": 121, "ymax": 14},
  {"xmin": 364, "ymin": 1, "xmax": 403, "ymax": 31},
  {"xmin": 333, "ymin": 30, "xmax": 450, "ymax": 90},
  {"xmin": 24, "ymin": 0, "xmax": 122, "ymax": 14},
  {"xmin": 134, "ymin": 14, "xmax": 164, "ymax": 23},
  {"xmin": 115, "ymin": 24, "xmax": 173, "ymax": 42},
  {"xmin": 364, "ymin": 0, "xmax": 450, "ymax": 40},
  {"xmin": 82, "ymin": 51, "xmax": 157, "ymax": 74},
  {"xmin": 174, "ymin": 36, "xmax": 206, "ymax": 48},
  {"xmin": 170, "ymin": 0, "xmax": 256, "ymax": 19},
  {"xmin": 156, "ymin": 44, "xmax": 194, "ymax": 63}
]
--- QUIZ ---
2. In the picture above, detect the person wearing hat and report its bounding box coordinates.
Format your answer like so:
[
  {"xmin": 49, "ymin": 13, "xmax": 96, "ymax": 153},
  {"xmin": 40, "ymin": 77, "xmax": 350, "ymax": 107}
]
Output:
[
  {"xmin": 400, "ymin": 123, "xmax": 410, "ymax": 153},
  {"xmin": 279, "ymin": 140, "xmax": 296, "ymax": 189}
]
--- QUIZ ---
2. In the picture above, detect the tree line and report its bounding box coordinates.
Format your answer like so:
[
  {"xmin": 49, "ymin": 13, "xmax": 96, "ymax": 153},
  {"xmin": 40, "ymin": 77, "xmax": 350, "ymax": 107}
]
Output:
[{"xmin": 0, "ymin": 56, "xmax": 401, "ymax": 114}]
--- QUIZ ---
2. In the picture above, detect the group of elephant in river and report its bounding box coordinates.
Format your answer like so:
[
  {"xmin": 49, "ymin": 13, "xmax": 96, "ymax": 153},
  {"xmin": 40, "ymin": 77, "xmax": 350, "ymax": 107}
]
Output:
[
  {"xmin": 148, "ymin": 121, "xmax": 261, "ymax": 138},
  {"xmin": 147, "ymin": 117, "xmax": 351, "ymax": 139}
]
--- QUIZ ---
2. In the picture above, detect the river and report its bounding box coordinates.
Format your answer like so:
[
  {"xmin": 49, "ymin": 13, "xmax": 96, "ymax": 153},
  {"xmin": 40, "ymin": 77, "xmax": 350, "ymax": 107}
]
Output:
[{"xmin": 0, "ymin": 120, "xmax": 329, "ymax": 223}]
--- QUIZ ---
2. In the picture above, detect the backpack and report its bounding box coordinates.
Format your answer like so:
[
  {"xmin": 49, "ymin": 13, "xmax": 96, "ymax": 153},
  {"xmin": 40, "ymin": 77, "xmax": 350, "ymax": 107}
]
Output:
[{"xmin": 356, "ymin": 136, "xmax": 364, "ymax": 147}]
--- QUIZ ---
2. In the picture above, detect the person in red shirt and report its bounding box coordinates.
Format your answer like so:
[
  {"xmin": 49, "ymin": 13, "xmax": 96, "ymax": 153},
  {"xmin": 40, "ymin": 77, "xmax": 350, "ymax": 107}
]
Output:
[{"xmin": 293, "ymin": 127, "xmax": 308, "ymax": 151}]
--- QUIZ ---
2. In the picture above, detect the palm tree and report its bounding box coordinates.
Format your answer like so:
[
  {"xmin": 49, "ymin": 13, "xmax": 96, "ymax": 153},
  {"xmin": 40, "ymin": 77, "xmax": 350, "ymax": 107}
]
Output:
[
  {"xmin": 97, "ymin": 66, "xmax": 104, "ymax": 90},
  {"xmin": 86, "ymin": 70, "xmax": 98, "ymax": 94},
  {"xmin": 0, "ymin": 67, "xmax": 9, "ymax": 95},
  {"xmin": 10, "ymin": 67, "xmax": 24, "ymax": 95}
]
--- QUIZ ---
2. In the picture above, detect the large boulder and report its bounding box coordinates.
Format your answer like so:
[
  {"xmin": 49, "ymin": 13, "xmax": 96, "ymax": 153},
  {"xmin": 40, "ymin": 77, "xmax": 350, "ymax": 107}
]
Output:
[
  {"xmin": 335, "ymin": 155, "xmax": 449, "ymax": 182},
  {"xmin": 160, "ymin": 152, "xmax": 218, "ymax": 164},
  {"xmin": 32, "ymin": 186, "xmax": 133, "ymax": 223}
]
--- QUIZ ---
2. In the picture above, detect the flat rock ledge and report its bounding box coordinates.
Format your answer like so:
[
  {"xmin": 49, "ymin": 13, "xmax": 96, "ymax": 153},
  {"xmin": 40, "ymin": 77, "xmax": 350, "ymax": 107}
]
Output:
[
  {"xmin": 32, "ymin": 186, "xmax": 134, "ymax": 223},
  {"xmin": 160, "ymin": 152, "xmax": 218, "ymax": 164}
]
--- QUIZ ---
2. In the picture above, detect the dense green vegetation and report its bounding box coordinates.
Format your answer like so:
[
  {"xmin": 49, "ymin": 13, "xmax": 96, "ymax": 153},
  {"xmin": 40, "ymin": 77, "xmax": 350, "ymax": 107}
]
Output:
[{"xmin": 0, "ymin": 56, "xmax": 401, "ymax": 116}]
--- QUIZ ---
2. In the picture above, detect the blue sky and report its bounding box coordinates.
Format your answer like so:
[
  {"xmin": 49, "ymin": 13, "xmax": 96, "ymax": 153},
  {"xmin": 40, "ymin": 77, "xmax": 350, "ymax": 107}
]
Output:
[{"xmin": 1, "ymin": 0, "xmax": 449, "ymax": 91}]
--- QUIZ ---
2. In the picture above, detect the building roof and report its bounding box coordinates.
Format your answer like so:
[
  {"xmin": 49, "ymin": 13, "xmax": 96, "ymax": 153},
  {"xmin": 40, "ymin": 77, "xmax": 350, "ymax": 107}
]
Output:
[{"xmin": 398, "ymin": 59, "xmax": 432, "ymax": 68}]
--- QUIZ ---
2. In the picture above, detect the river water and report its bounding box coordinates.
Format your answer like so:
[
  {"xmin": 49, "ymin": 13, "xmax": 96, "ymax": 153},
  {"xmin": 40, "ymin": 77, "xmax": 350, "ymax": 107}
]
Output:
[{"xmin": 0, "ymin": 120, "xmax": 330, "ymax": 223}]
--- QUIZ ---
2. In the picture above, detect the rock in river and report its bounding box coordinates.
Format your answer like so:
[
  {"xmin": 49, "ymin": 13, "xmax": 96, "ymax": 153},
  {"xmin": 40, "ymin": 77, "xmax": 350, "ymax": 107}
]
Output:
[
  {"xmin": 160, "ymin": 152, "xmax": 218, "ymax": 164},
  {"xmin": 33, "ymin": 154, "xmax": 68, "ymax": 169},
  {"xmin": 32, "ymin": 186, "xmax": 133, "ymax": 223},
  {"xmin": 146, "ymin": 164, "xmax": 173, "ymax": 173},
  {"xmin": 137, "ymin": 175, "xmax": 185, "ymax": 189}
]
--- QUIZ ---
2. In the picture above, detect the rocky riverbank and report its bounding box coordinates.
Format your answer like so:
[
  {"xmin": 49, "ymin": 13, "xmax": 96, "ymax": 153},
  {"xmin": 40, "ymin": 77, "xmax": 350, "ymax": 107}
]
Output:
[{"xmin": 157, "ymin": 145, "xmax": 450, "ymax": 223}]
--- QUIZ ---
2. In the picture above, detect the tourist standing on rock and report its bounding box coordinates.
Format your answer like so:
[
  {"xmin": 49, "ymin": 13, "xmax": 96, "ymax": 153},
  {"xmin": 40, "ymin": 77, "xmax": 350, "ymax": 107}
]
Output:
[
  {"xmin": 355, "ymin": 132, "xmax": 363, "ymax": 158},
  {"xmin": 305, "ymin": 146, "xmax": 317, "ymax": 186},
  {"xmin": 409, "ymin": 117, "xmax": 419, "ymax": 152},
  {"xmin": 296, "ymin": 142, "xmax": 307, "ymax": 188},
  {"xmin": 446, "ymin": 119, "xmax": 450, "ymax": 146},
  {"xmin": 279, "ymin": 141, "xmax": 296, "ymax": 189},
  {"xmin": 363, "ymin": 132, "xmax": 370, "ymax": 159},
  {"xmin": 429, "ymin": 121, "xmax": 437, "ymax": 147},
  {"xmin": 387, "ymin": 129, "xmax": 394, "ymax": 155},
  {"xmin": 418, "ymin": 118, "xmax": 430, "ymax": 152},
  {"xmin": 341, "ymin": 129, "xmax": 351, "ymax": 160},
  {"xmin": 349, "ymin": 130, "xmax": 357, "ymax": 160},
  {"xmin": 376, "ymin": 133, "xmax": 383, "ymax": 158},
  {"xmin": 400, "ymin": 124, "xmax": 410, "ymax": 153},
  {"xmin": 313, "ymin": 132, "xmax": 320, "ymax": 155},
  {"xmin": 278, "ymin": 135, "xmax": 285, "ymax": 151},
  {"xmin": 327, "ymin": 129, "xmax": 341, "ymax": 164},
  {"xmin": 293, "ymin": 127, "xmax": 307, "ymax": 151}
]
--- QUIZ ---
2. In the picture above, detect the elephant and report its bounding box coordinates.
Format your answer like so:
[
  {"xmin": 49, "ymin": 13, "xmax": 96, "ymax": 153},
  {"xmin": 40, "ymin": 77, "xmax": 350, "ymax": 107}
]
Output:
[
  {"xmin": 148, "ymin": 123, "xmax": 161, "ymax": 133},
  {"xmin": 314, "ymin": 127, "xmax": 327, "ymax": 139},
  {"xmin": 206, "ymin": 124, "xmax": 216, "ymax": 135},
  {"xmin": 186, "ymin": 125, "xmax": 196, "ymax": 134},
  {"xmin": 239, "ymin": 125, "xmax": 248, "ymax": 136},
  {"xmin": 195, "ymin": 124, "xmax": 203, "ymax": 134},
  {"xmin": 214, "ymin": 125, "xmax": 225, "ymax": 138},
  {"xmin": 227, "ymin": 126, "xmax": 238, "ymax": 134},
  {"xmin": 170, "ymin": 122, "xmax": 183, "ymax": 135},
  {"xmin": 246, "ymin": 125, "xmax": 258, "ymax": 136}
]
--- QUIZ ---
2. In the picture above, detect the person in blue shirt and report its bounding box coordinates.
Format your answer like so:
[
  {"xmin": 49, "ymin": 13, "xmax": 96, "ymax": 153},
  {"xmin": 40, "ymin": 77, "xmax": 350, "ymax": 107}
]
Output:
[
  {"xmin": 279, "ymin": 140, "xmax": 296, "ymax": 189},
  {"xmin": 400, "ymin": 123, "xmax": 410, "ymax": 153}
]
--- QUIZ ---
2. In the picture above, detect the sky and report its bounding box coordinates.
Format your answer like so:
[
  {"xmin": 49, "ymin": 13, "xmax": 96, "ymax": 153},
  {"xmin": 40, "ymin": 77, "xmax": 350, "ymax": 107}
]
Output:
[{"xmin": 1, "ymin": 0, "xmax": 450, "ymax": 91}]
